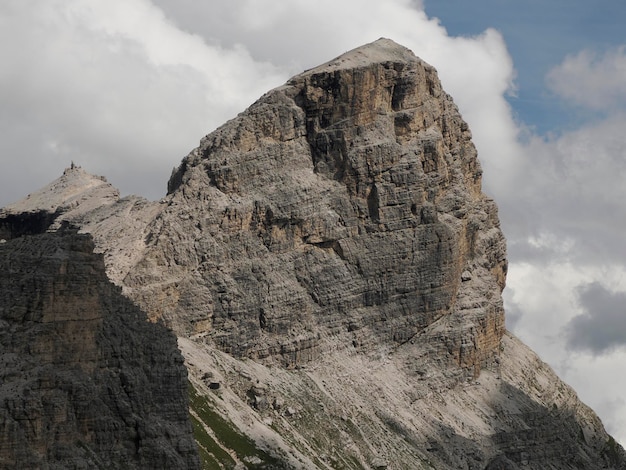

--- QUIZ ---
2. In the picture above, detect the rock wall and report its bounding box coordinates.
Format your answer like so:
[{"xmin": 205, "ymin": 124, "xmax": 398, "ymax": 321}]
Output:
[
  {"xmin": 125, "ymin": 39, "xmax": 507, "ymax": 376},
  {"xmin": 0, "ymin": 225, "xmax": 199, "ymax": 469}
]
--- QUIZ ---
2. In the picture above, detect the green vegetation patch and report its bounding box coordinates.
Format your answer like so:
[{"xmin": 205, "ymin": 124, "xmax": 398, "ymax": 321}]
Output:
[
  {"xmin": 602, "ymin": 435, "xmax": 623, "ymax": 467},
  {"xmin": 188, "ymin": 382, "xmax": 285, "ymax": 469},
  {"xmin": 190, "ymin": 412, "xmax": 235, "ymax": 469}
]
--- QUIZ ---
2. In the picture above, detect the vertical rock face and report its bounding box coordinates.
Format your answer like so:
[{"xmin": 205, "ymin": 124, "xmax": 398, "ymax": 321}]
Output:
[
  {"xmin": 130, "ymin": 39, "xmax": 507, "ymax": 376},
  {"xmin": 0, "ymin": 224, "xmax": 199, "ymax": 469}
]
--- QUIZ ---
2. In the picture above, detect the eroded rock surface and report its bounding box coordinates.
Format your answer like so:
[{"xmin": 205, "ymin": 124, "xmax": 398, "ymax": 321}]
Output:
[
  {"xmin": 181, "ymin": 331, "xmax": 626, "ymax": 469},
  {"xmin": 122, "ymin": 38, "xmax": 507, "ymax": 378}
]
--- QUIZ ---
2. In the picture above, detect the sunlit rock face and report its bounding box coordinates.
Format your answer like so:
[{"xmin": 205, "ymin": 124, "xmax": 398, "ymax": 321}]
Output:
[{"xmin": 130, "ymin": 38, "xmax": 507, "ymax": 375}]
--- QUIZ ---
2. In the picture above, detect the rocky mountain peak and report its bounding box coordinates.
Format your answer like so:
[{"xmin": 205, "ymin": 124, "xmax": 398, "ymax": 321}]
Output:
[
  {"xmin": 2, "ymin": 163, "xmax": 118, "ymax": 217},
  {"xmin": 145, "ymin": 38, "xmax": 507, "ymax": 377},
  {"xmin": 298, "ymin": 38, "xmax": 423, "ymax": 75}
]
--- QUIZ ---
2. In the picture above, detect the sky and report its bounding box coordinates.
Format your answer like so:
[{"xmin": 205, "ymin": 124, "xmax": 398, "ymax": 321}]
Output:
[{"xmin": 1, "ymin": 0, "xmax": 626, "ymax": 446}]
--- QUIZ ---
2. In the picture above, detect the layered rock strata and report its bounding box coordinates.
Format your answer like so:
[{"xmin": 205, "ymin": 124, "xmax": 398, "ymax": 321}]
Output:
[
  {"xmin": 0, "ymin": 224, "xmax": 199, "ymax": 469},
  {"xmin": 124, "ymin": 38, "xmax": 508, "ymax": 377}
]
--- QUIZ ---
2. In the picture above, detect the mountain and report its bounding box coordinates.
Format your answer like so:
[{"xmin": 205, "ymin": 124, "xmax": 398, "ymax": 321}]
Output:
[{"xmin": 2, "ymin": 38, "xmax": 625, "ymax": 469}]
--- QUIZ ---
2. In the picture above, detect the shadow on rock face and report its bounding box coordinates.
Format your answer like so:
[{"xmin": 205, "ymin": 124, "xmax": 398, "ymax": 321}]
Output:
[
  {"xmin": 424, "ymin": 379, "xmax": 626, "ymax": 470},
  {"xmin": 0, "ymin": 229, "xmax": 200, "ymax": 469},
  {"xmin": 0, "ymin": 209, "xmax": 62, "ymax": 240}
]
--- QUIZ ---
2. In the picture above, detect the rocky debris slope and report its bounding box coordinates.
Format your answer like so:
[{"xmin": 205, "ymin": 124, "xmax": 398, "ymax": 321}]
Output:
[
  {"xmin": 180, "ymin": 330, "xmax": 625, "ymax": 469},
  {"xmin": 0, "ymin": 222, "xmax": 199, "ymax": 469},
  {"xmin": 2, "ymin": 38, "xmax": 625, "ymax": 469}
]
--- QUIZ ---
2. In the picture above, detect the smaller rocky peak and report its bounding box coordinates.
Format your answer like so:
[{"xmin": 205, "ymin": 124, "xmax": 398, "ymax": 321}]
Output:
[
  {"xmin": 1, "ymin": 165, "xmax": 163, "ymax": 288},
  {"xmin": 1, "ymin": 164, "xmax": 119, "ymax": 217}
]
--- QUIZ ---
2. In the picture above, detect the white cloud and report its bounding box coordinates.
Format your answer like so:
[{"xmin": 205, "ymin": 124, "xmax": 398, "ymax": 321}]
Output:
[
  {"xmin": 504, "ymin": 113, "xmax": 626, "ymax": 265},
  {"xmin": 547, "ymin": 46, "xmax": 626, "ymax": 110},
  {"xmin": 0, "ymin": 0, "xmax": 287, "ymax": 203},
  {"xmin": 506, "ymin": 263, "xmax": 626, "ymax": 356}
]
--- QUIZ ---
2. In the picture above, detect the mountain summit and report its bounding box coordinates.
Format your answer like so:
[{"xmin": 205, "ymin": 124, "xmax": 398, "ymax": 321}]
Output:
[
  {"xmin": 161, "ymin": 37, "xmax": 506, "ymax": 372},
  {"xmin": 2, "ymin": 39, "xmax": 625, "ymax": 469}
]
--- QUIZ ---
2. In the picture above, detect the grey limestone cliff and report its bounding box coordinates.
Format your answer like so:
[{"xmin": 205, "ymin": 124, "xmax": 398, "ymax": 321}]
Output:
[{"xmin": 130, "ymin": 38, "xmax": 507, "ymax": 379}]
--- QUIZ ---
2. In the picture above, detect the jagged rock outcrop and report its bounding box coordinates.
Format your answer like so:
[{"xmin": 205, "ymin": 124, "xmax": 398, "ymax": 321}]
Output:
[
  {"xmin": 2, "ymin": 38, "xmax": 625, "ymax": 469},
  {"xmin": 0, "ymin": 223, "xmax": 199, "ymax": 469},
  {"xmin": 0, "ymin": 164, "xmax": 162, "ymax": 286},
  {"xmin": 124, "ymin": 38, "xmax": 507, "ymax": 378}
]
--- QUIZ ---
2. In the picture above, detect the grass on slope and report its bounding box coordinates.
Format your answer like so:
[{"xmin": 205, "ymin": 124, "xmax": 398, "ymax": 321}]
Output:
[{"xmin": 188, "ymin": 382, "xmax": 285, "ymax": 469}]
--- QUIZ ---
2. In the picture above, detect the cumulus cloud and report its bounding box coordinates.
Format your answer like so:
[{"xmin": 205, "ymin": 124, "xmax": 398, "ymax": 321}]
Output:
[
  {"xmin": 0, "ymin": 0, "xmax": 287, "ymax": 205},
  {"xmin": 565, "ymin": 282, "xmax": 626, "ymax": 355},
  {"xmin": 501, "ymin": 113, "xmax": 626, "ymax": 266},
  {"xmin": 484, "ymin": 47, "xmax": 626, "ymax": 270},
  {"xmin": 547, "ymin": 46, "xmax": 626, "ymax": 111}
]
